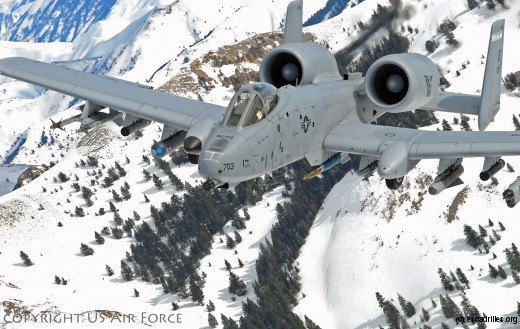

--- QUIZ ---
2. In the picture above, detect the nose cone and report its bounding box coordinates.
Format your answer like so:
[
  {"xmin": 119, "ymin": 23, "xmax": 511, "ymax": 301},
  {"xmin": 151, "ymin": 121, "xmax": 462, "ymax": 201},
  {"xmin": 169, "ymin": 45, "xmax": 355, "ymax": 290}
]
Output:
[{"xmin": 198, "ymin": 152, "xmax": 222, "ymax": 180}]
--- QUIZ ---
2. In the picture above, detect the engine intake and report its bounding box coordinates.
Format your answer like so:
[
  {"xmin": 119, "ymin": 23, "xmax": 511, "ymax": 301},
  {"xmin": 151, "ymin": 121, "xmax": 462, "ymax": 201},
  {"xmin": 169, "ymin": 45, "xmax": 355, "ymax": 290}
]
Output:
[
  {"xmin": 259, "ymin": 43, "xmax": 341, "ymax": 88},
  {"xmin": 364, "ymin": 53, "xmax": 439, "ymax": 112}
]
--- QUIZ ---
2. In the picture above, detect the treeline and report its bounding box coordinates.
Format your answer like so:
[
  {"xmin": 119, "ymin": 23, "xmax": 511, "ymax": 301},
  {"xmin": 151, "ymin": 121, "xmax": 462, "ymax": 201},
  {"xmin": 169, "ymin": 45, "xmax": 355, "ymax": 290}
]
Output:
[
  {"xmin": 238, "ymin": 160, "xmax": 353, "ymax": 328},
  {"xmin": 127, "ymin": 166, "xmax": 293, "ymax": 299}
]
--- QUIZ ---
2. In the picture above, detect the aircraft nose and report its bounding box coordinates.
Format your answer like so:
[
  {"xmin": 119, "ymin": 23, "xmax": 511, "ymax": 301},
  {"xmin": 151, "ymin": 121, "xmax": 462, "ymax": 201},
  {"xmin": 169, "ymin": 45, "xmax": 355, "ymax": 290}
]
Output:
[{"xmin": 198, "ymin": 152, "xmax": 222, "ymax": 180}]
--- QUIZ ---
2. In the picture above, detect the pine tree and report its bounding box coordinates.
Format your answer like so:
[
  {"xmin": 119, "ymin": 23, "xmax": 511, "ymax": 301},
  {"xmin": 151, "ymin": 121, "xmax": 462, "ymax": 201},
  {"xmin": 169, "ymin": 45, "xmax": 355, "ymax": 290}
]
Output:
[
  {"xmin": 438, "ymin": 268, "xmax": 454, "ymax": 291},
  {"xmin": 113, "ymin": 212, "xmax": 123, "ymax": 226},
  {"xmin": 460, "ymin": 294, "xmax": 474, "ymax": 317},
  {"xmin": 75, "ymin": 206, "xmax": 85, "ymax": 217},
  {"xmin": 505, "ymin": 73, "xmax": 519, "ymax": 91},
  {"xmin": 425, "ymin": 40, "xmax": 439, "ymax": 53},
  {"xmin": 488, "ymin": 263, "xmax": 499, "ymax": 278},
  {"xmin": 441, "ymin": 323, "xmax": 450, "ymax": 329},
  {"xmin": 114, "ymin": 161, "xmax": 126, "ymax": 177},
  {"xmin": 445, "ymin": 31, "xmax": 459, "ymax": 47},
  {"xmin": 398, "ymin": 294, "xmax": 416, "ymax": 317},
  {"xmin": 488, "ymin": 218, "xmax": 494, "ymax": 226},
  {"xmin": 492, "ymin": 229, "xmax": 501, "ymax": 241},
  {"xmin": 376, "ymin": 292, "xmax": 386, "ymax": 309},
  {"xmin": 463, "ymin": 225, "xmax": 482, "ymax": 248},
  {"xmin": 133, "ymin": 211, "xmax": 141, "ymax": 221},
  {"xmin": 109, "ymin": 201, "xmax": 117, "ymax": 212},
  {"xmin": 95, "ymin": 231, "xmax": 105, "ymax": 245},
  {"xmin": 439, "ymin": 295, "xmax": 449, "ymax": 318},
  {"xmin": 228, "ymin": 271, "xmax": 247, "ymax": 296},
  {"xmin": 422, "ymin": 307, "xmax": 430, "ymax": 321},
  {"xmin": 507, "ymin": 163, "xmax": 515, "ymax": 172},
  {"xmin": 112, "ymin": 227, "xmax": 123, "ymax": 239},
  {"xmin": 382, "ymin": 300, "xmax": 401, "ymax": 329},
  {"xmin": 517, "ymin": 301, "xmax": 520, "ymax": 316},
  {"xmin": 206, "ymin": 300, "xmax": 216, "ymax": 312},
  {"xmin": 152, "ymin": 174, "xmax": 163, "ymax": 189},
  {"xmin": 172, "ymin": 302, "xmax": 179, "ymax": 310},
  {"xmin": 460, "ymin": 115, "xmax": 472, "ymax": 131},
  {"xmin": 190, "ymin": 276, "xmax": 205, "ymax": 305},
  {"xmin": 304, "ymin": 315, "xmax": 322, "ymax": 329},
  {"xmin": 121, "ymin": 260, "xmax": 134, "ymax": 281},
  {"xmin": 499, "ymin": 221, "xmax": 506, "ymax": 231},
  {"xmin": 112, "ymin": 190, "xmax": 122, "ymax": 202},
  {"xmin": 224, "ymin": 259, "xmax": 231, "ymax": 271},
  {"xmin": 20, "ymin": 251, "xmax": 34, "ymax": 266},
  {"xmin": 234, "ymin": 231, "xmax": 242, "ymax": 244},
  {"xmin": 446, "ymin": 295, "xmax": 462, "ymax": 319},
  {"xmin": 478, "ymin": 224, "xmax": 487, "ymax": 237},
  {"xmin": 54, "ymin": 275, "xmax": 62, "ymax": 284},
  {"xmin": 243, "ymin": 208, "xmax": 251, "ymax": 220},
  {"xmin": 134, "ymin": 288, "xmax": 140, "ymax": 297},
  {"xmin": 144, "ymin": 194, "xmax": 150, "ymax": 202},
  {"xmin": 80, "ymin": 243, "xmax": 94, "ymax": 256},
  {"xmin": 238, "ymin": 258, "xmax": 244, "ymax": 268},
  {"xmin": 58, "ymin": 171, "xmax": 69, "ymax": 182},
  {"xmin": 120, "ymin": 186, "xmax": 131, "ymax": 200},
  {"xmin": 123, "ymin": 219, "xmax": 135, "ymax": 236},
  {"xmin": 225, "ymin": 234, "xmax": 236, "ymax": 249},
  {"xmin": 513, "ymin": 115, "xmax": 520, "ymax": 131},
  {"xmin": 442, "ymin": 119, "xmax": 453, "ymax": 131},
  {"xmin": 208, "ymin": 313, "xmax": 218, "ymax": 328},
  {"xmin": 431, "ymin": 298, "xmax": 437, "ymax": 308},
  {"xmin": 498, "ymin": 265, "xmax": 507, "ymax": 279},
  {"xmin": 106, "ymin": 265, "xmax": 114, "ymax": 276},
  {"xmin": 512, "ymin": 271, "xmax": 520, "ymax": 284},
  {"xmin": 456, "ymin": 268, "xmax": 470, "ymax": 289}
]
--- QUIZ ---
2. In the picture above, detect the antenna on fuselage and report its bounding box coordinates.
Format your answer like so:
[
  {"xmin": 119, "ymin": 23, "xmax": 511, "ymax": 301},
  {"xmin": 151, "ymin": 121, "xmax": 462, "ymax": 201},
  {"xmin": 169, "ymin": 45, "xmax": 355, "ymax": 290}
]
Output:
[{"xmin": 283, "ymin": 0, "xmax": 303, "ymax": 44}]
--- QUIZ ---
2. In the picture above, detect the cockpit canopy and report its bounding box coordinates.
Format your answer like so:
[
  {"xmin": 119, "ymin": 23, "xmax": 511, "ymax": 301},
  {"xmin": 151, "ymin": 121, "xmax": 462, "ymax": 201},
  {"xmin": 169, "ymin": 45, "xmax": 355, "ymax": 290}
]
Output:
[{"xmin": 223, "ymin": 82, "xmax": 278, "ymax": 127}]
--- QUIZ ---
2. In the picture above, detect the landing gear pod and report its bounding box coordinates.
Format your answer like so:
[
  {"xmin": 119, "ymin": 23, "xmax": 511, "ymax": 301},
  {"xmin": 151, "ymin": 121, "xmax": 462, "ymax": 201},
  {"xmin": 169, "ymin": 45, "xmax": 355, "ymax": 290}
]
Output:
[
  {"xmin": 503, "ymin": 176, "xmax": 520, "ymax": 208},
  {"xmin": 480, "ymin": 159, "xmax": 505, "ymax": 181}
]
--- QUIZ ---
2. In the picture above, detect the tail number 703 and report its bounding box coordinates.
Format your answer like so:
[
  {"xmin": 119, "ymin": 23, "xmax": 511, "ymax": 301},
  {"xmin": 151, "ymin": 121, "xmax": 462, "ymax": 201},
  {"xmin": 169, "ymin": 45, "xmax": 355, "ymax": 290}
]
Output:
[{"xmin": 223, "ymin": 163, "xmax": 234, "ymax": 171}]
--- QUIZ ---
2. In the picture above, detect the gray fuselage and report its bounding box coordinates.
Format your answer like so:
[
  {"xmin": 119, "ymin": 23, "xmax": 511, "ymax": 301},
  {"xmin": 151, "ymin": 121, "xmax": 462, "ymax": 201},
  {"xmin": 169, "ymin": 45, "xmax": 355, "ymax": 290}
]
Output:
[{"xmin": 198, "ymin": 80, "xmax": 361, "ymax": 185}]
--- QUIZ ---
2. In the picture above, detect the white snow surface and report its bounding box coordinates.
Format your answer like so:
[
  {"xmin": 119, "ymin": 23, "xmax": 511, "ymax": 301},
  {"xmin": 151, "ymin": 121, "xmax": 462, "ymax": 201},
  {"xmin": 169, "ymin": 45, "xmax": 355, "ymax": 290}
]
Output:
[{"xmin": 1, "ymin": 0, "xmax": 520, "ymax": 328}]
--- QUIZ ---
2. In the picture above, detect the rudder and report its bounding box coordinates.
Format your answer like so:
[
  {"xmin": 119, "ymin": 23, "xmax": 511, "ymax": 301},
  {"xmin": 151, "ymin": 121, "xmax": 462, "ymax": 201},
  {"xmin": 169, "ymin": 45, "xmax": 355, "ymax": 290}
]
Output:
[{"xmin": 479, "ymin": 19, "xmax": 505, "ymax": 131}]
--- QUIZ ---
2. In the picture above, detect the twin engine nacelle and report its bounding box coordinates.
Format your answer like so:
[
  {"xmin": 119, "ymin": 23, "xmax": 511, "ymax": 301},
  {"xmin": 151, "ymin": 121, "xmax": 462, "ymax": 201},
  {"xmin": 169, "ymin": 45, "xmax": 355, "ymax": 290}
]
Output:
[
  {"xmin": 363, "ymin": 53, "xmax": 440, "ymax": 112},
  {"xmin": 259, "ymin": 43, "xmax": 342, "ymax": 88}
]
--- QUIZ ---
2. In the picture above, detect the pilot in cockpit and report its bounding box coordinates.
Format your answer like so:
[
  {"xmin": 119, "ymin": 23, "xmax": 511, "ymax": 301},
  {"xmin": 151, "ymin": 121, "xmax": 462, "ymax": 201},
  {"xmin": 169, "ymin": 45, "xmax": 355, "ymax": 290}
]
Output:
[{"xmin": 223, "ymin": 83, "xmax": 278, "ymax": 128}]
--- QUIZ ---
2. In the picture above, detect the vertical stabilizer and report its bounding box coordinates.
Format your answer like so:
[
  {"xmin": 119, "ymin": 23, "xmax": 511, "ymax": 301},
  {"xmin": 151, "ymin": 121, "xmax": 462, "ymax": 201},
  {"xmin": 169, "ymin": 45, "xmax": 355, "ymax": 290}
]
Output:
[
  {"xmin": 479, "ymin": 19, "xmax": 505, "ymax": 131},
  {"xmin": 284, "ymin": 0, "xmax": 303, "ymax": 44}
]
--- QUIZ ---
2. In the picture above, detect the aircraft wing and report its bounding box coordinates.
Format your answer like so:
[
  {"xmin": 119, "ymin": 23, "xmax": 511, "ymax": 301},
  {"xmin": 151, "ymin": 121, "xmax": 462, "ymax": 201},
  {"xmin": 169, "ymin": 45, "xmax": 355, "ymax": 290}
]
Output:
[
  {"xmin": 420, "ymin": 91, "xmax": 480, "ymax": 116},
  {"xmin": 0, "ymin": 57, "xmax": 225, "ymax": 130},
  {"xmin": 323, "ymin": 122, "xmax": 520, "ymax": 159}
]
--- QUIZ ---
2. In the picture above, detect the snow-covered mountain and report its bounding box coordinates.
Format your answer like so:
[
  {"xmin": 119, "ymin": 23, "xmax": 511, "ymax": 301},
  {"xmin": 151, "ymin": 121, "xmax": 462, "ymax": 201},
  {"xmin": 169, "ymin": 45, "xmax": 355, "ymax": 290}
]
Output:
[{"xmin": 1, "ymin": 0, "xmax": 520, "ymax": 328}]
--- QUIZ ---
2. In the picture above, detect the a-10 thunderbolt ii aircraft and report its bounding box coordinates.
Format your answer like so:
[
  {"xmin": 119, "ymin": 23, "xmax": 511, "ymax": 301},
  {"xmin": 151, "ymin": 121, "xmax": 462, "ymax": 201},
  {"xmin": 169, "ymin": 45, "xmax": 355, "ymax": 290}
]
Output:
[{"xmin": 0, "ymin": 0, "xmax": 519, "ymax": 206}]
